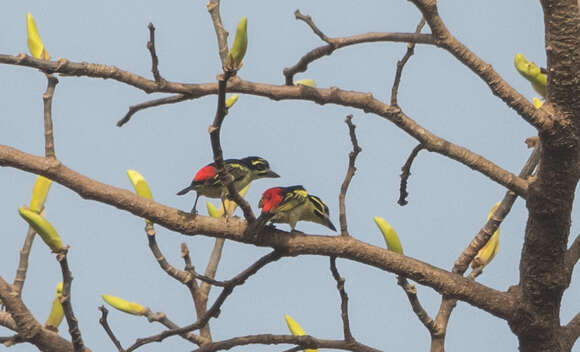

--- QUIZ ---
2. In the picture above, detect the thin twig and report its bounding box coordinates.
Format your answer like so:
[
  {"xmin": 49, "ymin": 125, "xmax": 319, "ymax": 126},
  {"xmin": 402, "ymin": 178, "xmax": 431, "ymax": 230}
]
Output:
[
  {"xmin": 398, "ymin": 144, "xmax": 425, "ymax": 206},
  {"xmin": 397, "ymin": 276, "xmax": 435, "ymax": 332},
  {"xmin": 207, "ymin": 0, "xmax": 229, "ymax": 67},
  {"xmin": 283, "ymin": 32, "xmax": 434, "ymax": 85},
  {"xmin": 12, "ymin": 225, "xmax": 38, "ymax": 296},
  {"xmin": 144, "ymin": 310, "xmax": 208, "ymax": 345},
  {"xmin": 116, "ymin": 94, "xmax": 190, "ymax": 127},
  {"xmin": 180, "ymin": 243, "xmax": 211, "ymax": 340},
  {"xmin": 98, "ymin": 306, "xmax": 124, "ymax": 352},
  {"xmin": 146, "ymin": 223, "xmax": 191, "ymax": 284},
  {"xmin": 146, "ymin": 23, "xmax": 164, "ymax": 84},
  {"xmin": 57, "ymin": 251, "xmax": 85, "ymax": 352},
  {"xmin": 294, "ymin": 10, "xmax": 333, "ymax": 44},
  {"xmin": 125, "ymin": 251, "xmax": 282, "ymax": 352},
  {"xmin": 209, "ymin": 72, "xmax": 255, "ymax": 222},
  {"xmin": 329, "ymin": 257, "xmax": 353, "ymax": 341},
  {"xmin": 339, "ymin": 115, "xmax": 362, "ymax": 236},
  {"xmin": 43, "ymin": 74, "xmax": 58, "ymax": 159},
  {"xmin": 390, "ymin": 17, "xmax": 425, "ymax": 106},
  {"xmin": 566, "ymin": 233, "xmax": 580, "ymax": 275}
]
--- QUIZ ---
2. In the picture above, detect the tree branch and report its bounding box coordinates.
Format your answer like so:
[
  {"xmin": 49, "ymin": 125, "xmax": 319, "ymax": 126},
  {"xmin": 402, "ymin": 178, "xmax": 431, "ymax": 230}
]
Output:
[
  {"xmin": 283, "ymin": 31, "xmax": 434, "ymax": 85},
  {"xmin": 0, "ymin": 54, "xmax": 532, "ymax": 196},
  {"xmin": 339, "ymin": 115, "xmax": 362, "ymax": 236},
  {"xmin": 397, "ymin": 276, "xmax": 436, "ymax": 333},
  {"xmin": 409, "ymin": 0, "xmax": 552, "ymax": 131},
  {"xmin": 0, "ymin": 275, "xmax": 85, "ymax": 352},
  {"xmin": 145, "ymin": 223, "xmax": 191, "ymax": 284},
  {"xmin": 12, "ymin": 224, "xmax": 38, "ymax": 296},
  {"xmin": 0, "ymin": 146, "xmax": 521, "ymax": 320},
  {"xmin": 329, "ymin": 257, "xmax": 353, "ymax": 341},
  {"xmin": 390, "ymin": 17, "xmax": 425, "ymax": 106},
  {"xmin": 207, "ymin": 0, "xmax": 229, "ymax": 67},
  {"xmin": 125, "ymin": 251, "xmax": 282, "ymax": 351},
  {"xmin": 57, "ymin": 252, "xmax": 85, "ymax": 352},
  {"xmin": 0, "ymin": 312, "xmax": 17, "ymax": 331},
  {"xmin": 43, "ymin": 74, "xmax": 58, "ymax": 159},
  {"xmin": 146, "ymin": 23, "xmax": 164, "ymax": 84},
  {"xmin": 97, "ymin": 306, "xmax": 124, "ymax": 352},
  {"xmin": 116, "ymin": 94, "xmax": 190, "ymax": 127},
  {"xmin": 566, "ymin": 233, "xmax": 580, "ymax": 276},
  {"xmin": 191, "ymin": 334, "xmax": 381, "ymax": 352},
  {"xmin": 561, "ymin": 313, "xmax": 580, "ymax": 351},
  {"xmin": 294, "ymin": 10, "xmax": 332, "ymax": 44},
  {"xmin": 398, "ymin": 144, "xmax": 425, "ymax": 206}
]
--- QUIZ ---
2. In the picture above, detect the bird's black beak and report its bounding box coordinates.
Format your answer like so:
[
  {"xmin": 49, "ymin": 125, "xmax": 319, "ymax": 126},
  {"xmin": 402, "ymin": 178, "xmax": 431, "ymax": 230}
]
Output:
[{"xmin": 263, "ymin": 170, "xmax": 280, "ymax": 178}]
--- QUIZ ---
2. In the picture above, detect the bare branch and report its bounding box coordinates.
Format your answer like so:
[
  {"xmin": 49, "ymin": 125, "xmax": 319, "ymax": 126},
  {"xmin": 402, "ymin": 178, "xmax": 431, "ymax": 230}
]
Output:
[
  {"xmin": 0, "ymin": 55, "xmax": 536, "ymax": 196},
  {"xmin": 209, "ymin": 73, "xmax": 255, "ymax": 221},
  {"xmin": 12, "ymin": 225, "xmax": 38, "ymax": 296},
  {"xmin": 329, "ymin": 257, "xmax": 353, "ymax": 341},
  {"xmin": 391, "ymin": 17, "xmax": 426, "ymax": 106},
  {"xmin": 398, "ymin": 144, "xmax": 425, "ymax": 206},
  {"xmin": 57, "ymin": 252, "xmax": 85, "ymax": 352},
  {"xmin": 126, "ymin": 251, "xmax": 283, "ymax": 351},
  {"xmin": 146, "ymin": 23, "xmax": 164, "ymax": 84},
  {"xmin": 116, "ymin": 94, "xmax": 190, "ymax": 127},
  {"xmin": 0, "ymin": 146, "xmax": 522, "ymax": 320},
  {"xmin": 397, "ymin": 276, "xmax": 436, "ymax": 332},
  {"xmin": 43, "ymin": 74, "xmax": 58, "ymax": 159},
  {"xmin": 207, "ymin": 0, "xmax": 229, "ymax": 66},
  {"xmin": 339, "ymin": 115, "xmax": 362, "ymax": 236},
  {"xmin": 561, "ymin": 313, "xmax": 580, "ymax": 351},
  {"xmin": 283, "ymin": 33, "xmax": 434, "ymax": 85},
  {"xmin": 144, "ymin": 310, "xmax": 208, "ymax": 346},
  {"xmin": 191, "ymin": 334, "xmax": 381, "ymax": 352},
  {"xmin": 98, "ymin": 306, "xmax": 124, "ymax": 352},
  {"xmin": 145, "ymin": 223, "xmax": 191, "ymax": 284},
  {"xmin": 0, "ymin": 275, "xmax": 82, "ymax": 351},
  {"xmin": 294, "ymin": 10, "xmax": 332, "ymax": 44},
  {"xmin": 409, "ymin": 0, "xmax": 552, "ymax": 131},
  {"xmin": 453, "ymin": 145, "xmax": 540, "ymax": 275}
]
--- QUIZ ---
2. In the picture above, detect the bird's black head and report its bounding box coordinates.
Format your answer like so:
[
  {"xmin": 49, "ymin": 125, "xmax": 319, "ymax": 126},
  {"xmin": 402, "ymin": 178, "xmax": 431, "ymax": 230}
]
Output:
[{"xmin": 241, "ymin": 156, "xmax": 280, "ymax": 179}]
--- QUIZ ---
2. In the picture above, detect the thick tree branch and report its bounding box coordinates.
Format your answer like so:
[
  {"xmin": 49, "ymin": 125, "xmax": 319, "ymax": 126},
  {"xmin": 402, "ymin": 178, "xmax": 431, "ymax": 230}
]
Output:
[
  {"xmin": 0, "ymin": 312, "xmax": 17, "ymax": 331},
  {"xmin": 409, "ymin": 0, "xmax": 552, "ymax": 131},
  {"xmin": 0, "ymin": 146, "xmax": 521, "ymax": 320},
  {"xmin": 561, "ymin": 313, "xmax": 580, "ymax": 351},
  {"xmin": 191, "ymin": 334, "xmax": 381, "ymax": 352},
  {"xmin": 339, "ymin": 115, "xmax": 362, "ymax": 236},
  {"xmin": 566, "ymin": 233, "xmax": 580, "ymax": 276},
  {"xmin": 0, "ymin": 275, "xmax": 86, "ymax": 352},
  {"xmin": 0, "ymin": 55, "xmax": 532, "ymax": 196}
]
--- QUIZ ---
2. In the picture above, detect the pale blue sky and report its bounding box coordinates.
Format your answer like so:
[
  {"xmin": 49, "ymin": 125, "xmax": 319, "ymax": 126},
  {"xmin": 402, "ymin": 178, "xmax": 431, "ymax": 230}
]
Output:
[{"xmin": 1, "ymin": 1, "xmax": 578, "ymax": 351}]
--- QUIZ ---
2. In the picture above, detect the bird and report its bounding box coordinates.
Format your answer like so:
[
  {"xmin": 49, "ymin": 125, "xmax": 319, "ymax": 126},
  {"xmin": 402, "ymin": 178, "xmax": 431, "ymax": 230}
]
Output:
[
  {"xmin": 255, "ymin": 185, "xmax": 336, "ymax": 232},
  {"xmin": 177, "ymin": 156, "xmax": 279, "ymax": 214}
]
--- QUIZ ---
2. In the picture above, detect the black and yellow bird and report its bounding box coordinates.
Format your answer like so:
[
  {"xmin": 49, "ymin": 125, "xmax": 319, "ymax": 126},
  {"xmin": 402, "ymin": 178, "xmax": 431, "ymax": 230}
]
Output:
[
  {"xmin": 177, "ymin": 156, "xmax": 279, "ymax": 214},
  {"xmin": 256, "ymin": 185, "xmax": 336, "ymax": 232}
]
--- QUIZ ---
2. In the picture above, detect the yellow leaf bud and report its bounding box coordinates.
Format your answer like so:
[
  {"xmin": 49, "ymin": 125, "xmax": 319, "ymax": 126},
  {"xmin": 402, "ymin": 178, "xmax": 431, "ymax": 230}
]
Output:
[
  {"xmin": 373, "ymin": 216, "xmax": 403, "ymax": 254},
  {"xmin": 225, "ymin": 94, "xmax": 239, "ymax": 108},
  {"xmin": 101, "ymin": 294, "xmax": 147, "ymax": 316},
  {"xmin": 514, "ymin": 53, "xmax": 546, "ymax": 98},
  {"xmin": 18, "ymin": 207, "xmax": 63, "ymax": 251},
  {"xmin": 532, "ymin": 97, "xmax": 543, "ymax": 109},
  {"xmin": 294, "ymin": 79, "xmax": 316, "ymax": 88},
  {"xmin": 30, "ymin": 175, "xmax": 52, "ymax": 213},
  {"xmin": 284, "ymin": 314, "xmax": 318, "ymax": 352},
  {"xmin": 472, "ymin": 202, "xmax": 501, "ymax": 269},
  {"xmin": 26, "ymin": 13, "xmax": 50, "ymax": 60},
  {"xmin": 44, "ymin": 282, "xmax": 64, "ymax": 330},
  {"xmin": 227, "ymin": 17, "xmax": 248, "ymax": 70}
]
